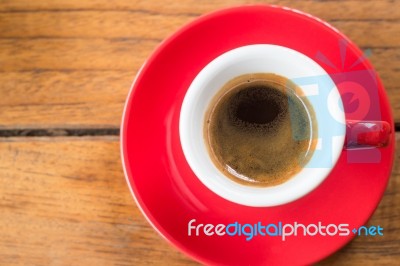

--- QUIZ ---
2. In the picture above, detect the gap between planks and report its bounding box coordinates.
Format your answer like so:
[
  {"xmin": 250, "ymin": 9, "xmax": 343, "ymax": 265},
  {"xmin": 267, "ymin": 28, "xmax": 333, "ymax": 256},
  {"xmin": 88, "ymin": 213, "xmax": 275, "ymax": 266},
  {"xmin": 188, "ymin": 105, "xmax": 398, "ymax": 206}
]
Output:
[{"xmin": 0, "ymin": 124, "xmax": 399, "ymax": 138}]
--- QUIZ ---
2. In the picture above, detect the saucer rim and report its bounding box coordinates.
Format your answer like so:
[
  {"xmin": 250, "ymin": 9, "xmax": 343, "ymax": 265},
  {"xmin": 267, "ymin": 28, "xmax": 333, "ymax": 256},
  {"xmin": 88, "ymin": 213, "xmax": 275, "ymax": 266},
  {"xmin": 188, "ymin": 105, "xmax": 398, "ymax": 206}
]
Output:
[{"xmin": 120, "ymin": 4, "xmax": 395, "ymax": 265}]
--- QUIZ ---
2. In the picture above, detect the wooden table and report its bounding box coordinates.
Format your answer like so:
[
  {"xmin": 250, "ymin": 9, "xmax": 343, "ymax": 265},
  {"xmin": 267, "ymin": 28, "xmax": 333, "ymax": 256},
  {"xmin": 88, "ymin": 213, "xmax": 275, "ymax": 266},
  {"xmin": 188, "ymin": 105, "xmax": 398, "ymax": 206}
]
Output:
[{"xmin": 0, "ymin": 0, "xmax": 399, "ymax": 265}]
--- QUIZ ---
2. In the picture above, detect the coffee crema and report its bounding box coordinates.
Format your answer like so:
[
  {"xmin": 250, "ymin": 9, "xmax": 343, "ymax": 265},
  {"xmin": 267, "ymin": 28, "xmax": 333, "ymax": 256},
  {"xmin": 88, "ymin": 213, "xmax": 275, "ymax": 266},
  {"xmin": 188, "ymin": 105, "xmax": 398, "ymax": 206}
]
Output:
[{"xmin": 204, "ymin": 73, "xmax": 317, "ymax": 187}]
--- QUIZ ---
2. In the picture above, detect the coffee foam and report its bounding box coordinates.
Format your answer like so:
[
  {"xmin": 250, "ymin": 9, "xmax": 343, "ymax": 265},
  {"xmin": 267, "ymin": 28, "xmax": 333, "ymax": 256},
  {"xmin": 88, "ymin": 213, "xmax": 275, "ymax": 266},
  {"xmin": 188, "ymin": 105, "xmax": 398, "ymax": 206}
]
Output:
[{"xmin": 204, "ymin": 73, "xmax": 317, "ymax": 187}]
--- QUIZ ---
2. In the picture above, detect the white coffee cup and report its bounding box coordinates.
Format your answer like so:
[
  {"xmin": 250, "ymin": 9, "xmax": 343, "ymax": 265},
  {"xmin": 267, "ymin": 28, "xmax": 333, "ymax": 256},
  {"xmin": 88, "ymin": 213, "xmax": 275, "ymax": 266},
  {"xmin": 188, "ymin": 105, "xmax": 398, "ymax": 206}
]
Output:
[{"xmin": 179, "ymin": 44, "xmax": 346, "ymax": 207}]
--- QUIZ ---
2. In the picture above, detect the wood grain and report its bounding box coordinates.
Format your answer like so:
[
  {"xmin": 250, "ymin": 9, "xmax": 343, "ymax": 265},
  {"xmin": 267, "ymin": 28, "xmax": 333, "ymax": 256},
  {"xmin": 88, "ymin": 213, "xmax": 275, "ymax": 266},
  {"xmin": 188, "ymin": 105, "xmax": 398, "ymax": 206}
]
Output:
[
  {"xmin": 0, "ymin": 0, "xmax": 399, "ymax": 20},
  {"xmin": 0, "ymin": 70, "xmax": 132, "ymax": 129},
  {"xmin": 0, "ymin": 136, "xmax": 398, "ymax": 265},
  {"xmin": 0, "ymin": 137, "xmax": 196, "ymax": 266}
]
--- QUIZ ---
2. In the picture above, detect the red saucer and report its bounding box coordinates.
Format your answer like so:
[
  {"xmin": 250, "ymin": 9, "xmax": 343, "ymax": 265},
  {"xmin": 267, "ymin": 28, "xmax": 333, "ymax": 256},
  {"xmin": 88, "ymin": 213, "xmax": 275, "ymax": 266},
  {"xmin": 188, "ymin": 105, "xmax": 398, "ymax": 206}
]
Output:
[{"xmin": 121, "ymin": 5, "xmax": 395, "ymax": 265}]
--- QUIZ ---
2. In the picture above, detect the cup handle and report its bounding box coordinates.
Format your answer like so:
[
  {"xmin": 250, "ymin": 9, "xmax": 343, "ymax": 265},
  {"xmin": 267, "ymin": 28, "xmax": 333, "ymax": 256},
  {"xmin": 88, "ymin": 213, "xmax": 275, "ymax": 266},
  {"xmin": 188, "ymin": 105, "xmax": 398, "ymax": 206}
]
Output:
[{"xmin": 345, "ymin": 120, "xmax": 392, "ymax": 149}]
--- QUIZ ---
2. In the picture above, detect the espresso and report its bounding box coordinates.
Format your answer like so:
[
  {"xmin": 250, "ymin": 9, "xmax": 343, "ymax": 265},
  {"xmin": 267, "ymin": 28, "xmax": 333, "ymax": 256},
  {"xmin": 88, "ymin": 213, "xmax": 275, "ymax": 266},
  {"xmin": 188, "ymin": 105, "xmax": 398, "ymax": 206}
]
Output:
[{"xmin": 204, "ymin": 73, "xmax": 317, "ymax": 187}]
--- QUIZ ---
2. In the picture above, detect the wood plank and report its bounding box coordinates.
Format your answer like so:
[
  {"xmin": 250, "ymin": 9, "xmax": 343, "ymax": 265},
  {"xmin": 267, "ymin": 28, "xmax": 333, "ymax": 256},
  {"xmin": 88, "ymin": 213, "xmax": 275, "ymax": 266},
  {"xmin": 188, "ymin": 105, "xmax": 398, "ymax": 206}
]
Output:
[
  {"xmin": 0, "ymin": 0, "xmax": 399, "ymax": 20},
  {"xmin": 0, "ymin": 136, "xmax": 399, "ymax": 265},
  {"xmin": 0, "ymin": 38, "xmax": 158, "ymax": 71},
  {"xmin": 0, "ymin": 12, "xmax": 398, "ymax": 48},
  {"xmin": 0, "ymin": 11, "xmax": 191, "ymax": 41},
  {"xmin": 0, "ymin": 71, "xmax": 133, "ymax": 129},
  {"xmin": 0, "ymin": 137, "xmax": 196, "ymax": 265}
]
